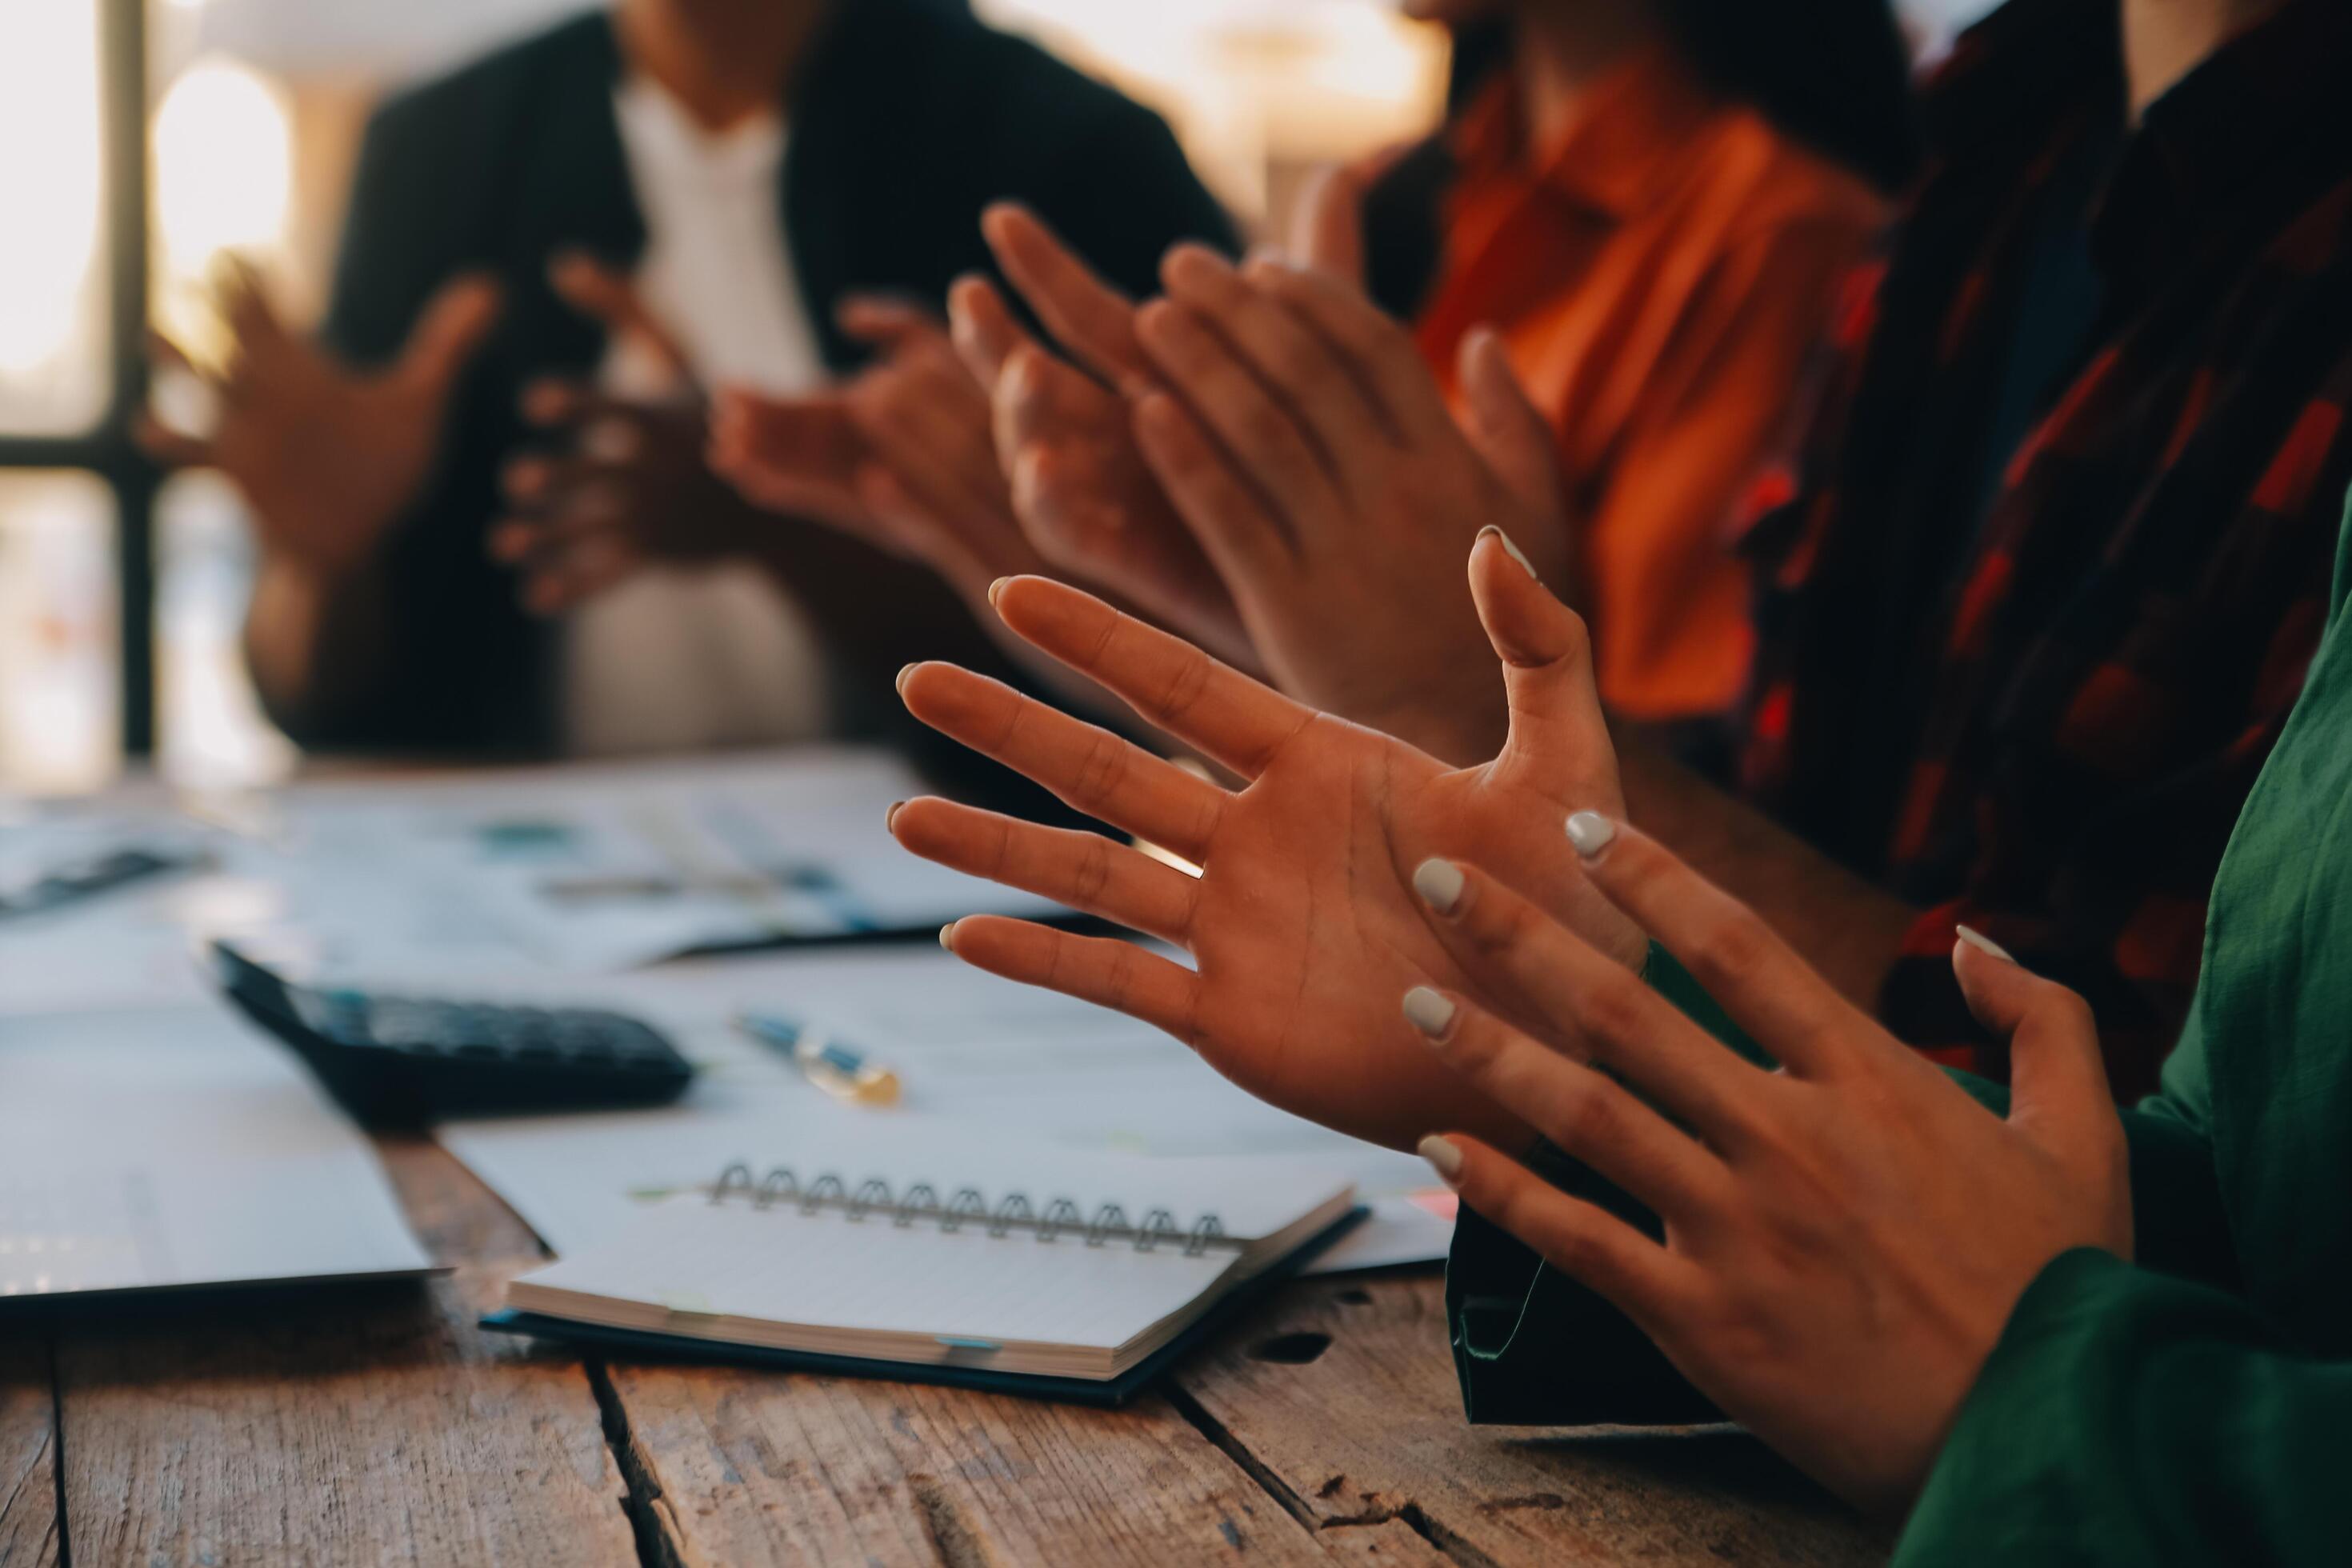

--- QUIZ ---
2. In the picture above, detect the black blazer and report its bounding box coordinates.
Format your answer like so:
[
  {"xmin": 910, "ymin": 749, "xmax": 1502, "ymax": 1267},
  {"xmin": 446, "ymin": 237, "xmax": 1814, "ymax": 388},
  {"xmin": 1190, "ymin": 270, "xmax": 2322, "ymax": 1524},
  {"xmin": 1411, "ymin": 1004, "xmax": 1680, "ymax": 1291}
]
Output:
[{"xmin": 301, "ymin": 0, "xmax": 1234, "ymax": 754}]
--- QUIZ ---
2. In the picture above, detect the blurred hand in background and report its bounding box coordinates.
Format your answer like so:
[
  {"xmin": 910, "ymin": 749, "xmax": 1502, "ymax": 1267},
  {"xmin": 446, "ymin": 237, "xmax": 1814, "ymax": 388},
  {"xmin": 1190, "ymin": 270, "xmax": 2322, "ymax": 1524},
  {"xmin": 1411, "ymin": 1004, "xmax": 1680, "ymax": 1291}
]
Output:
[
  {"xmin": 962, "ymin": 205, "xmax": 1252, "ymax": 670},
  {"xmin": 709, "ymin": 296, "xmax": 1138, "ymax": 710},
  {"xmin": 138, "ymin": 257, "xmax": 502, "ymax": 586},
  {"xmin": 489, "ymin": 252, "xmax": 778, "ymax": 614},
  {"xmin": 709, "ymin": 296, "xmax": 1048, "ymax": 610},
  {"xmin": 973, "ymin": 196, "xmax": 1576, "ymax": 765}
]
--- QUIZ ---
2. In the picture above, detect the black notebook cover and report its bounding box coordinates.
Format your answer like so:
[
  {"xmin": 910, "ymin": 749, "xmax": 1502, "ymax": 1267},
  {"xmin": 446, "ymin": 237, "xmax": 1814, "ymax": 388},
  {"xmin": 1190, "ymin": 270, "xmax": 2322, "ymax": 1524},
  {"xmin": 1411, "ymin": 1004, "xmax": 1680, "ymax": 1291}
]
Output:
[{"xmin": 481, "ymin": 1206, "xmax": 1365, "ymax": 1406}]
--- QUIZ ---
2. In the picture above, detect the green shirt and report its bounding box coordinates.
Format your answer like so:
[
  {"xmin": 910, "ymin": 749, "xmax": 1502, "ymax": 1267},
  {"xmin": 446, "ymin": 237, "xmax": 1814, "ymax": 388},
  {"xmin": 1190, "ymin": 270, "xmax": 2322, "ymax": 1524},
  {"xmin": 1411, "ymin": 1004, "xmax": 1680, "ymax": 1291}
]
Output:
[{"xmin": 1448, "ymin": 494, "xmax": 2352, "ymax": 1560}]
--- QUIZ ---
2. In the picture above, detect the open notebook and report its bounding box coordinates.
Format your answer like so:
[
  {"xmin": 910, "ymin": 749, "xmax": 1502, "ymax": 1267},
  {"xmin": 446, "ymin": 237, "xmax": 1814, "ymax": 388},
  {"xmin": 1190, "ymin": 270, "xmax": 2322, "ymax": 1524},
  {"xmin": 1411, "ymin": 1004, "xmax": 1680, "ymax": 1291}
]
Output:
[{"xmin": 489, "ymin": 1137, "xmax": 1358, "ymax": 1404}]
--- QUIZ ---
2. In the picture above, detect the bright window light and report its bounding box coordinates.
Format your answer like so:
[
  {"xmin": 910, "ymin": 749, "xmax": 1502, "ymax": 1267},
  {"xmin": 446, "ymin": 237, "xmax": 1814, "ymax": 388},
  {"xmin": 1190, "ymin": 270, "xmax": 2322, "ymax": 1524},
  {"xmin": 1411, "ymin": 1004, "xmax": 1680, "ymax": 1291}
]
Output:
[
  {"xmin": 153, "ymin": 54, "xmax": 294, "ymax": 364},
  {"xmin": 0, "ymin": 0, "xmax": 107, "ymax": 432}
]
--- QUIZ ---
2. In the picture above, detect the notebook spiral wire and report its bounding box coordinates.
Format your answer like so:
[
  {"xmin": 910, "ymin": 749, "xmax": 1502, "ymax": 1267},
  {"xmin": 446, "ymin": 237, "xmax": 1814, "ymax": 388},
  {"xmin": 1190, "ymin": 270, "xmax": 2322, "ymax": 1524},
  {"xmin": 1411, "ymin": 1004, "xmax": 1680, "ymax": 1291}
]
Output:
[{"xmin": 707, "ymin": 1162, "xmax": 1236, "ymax": 1256}]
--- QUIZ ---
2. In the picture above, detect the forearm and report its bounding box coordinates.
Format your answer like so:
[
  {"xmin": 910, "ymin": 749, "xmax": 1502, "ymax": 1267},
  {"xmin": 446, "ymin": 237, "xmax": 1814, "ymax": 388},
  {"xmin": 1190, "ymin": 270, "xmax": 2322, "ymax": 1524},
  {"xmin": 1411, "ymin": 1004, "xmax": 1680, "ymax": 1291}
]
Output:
[
  {"xmin": 1617, "ymin": 727, "xmax": 1911, "ymax": 1008},
  {"xmin": 1899, "ymin": 1250, "xmax": 2351, "ymax": 1566},
  {"xmin": 242, "ymin": 553, "xmax": 396, "ymax": 743}
]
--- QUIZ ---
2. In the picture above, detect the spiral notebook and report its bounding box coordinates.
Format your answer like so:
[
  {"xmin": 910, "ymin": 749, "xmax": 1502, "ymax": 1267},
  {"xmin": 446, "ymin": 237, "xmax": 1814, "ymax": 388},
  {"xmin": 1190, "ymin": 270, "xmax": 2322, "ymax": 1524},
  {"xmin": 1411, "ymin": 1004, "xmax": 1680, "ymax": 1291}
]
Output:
[{"xmin": 489, "ymin": 1140, "xmax": 1359, "ymax": 1404}]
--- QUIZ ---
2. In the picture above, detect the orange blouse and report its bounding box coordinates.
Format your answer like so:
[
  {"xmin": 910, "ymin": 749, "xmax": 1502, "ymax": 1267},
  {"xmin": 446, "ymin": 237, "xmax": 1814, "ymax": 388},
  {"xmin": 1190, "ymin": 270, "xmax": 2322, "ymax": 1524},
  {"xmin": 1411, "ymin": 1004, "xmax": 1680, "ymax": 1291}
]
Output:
[{"xmin": 1416, "ymin": 50, "xmax": 1886, "ymax": 718}]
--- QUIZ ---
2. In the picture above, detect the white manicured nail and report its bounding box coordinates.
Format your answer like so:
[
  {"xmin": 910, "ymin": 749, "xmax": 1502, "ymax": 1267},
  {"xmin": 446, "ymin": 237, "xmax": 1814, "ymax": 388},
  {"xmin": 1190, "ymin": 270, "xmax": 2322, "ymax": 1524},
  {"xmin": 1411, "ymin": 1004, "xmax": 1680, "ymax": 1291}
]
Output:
[
  {"xmin": 1478, "ymin": 524, "xmax": 1538, "ymax": 581},
  {"xmin": 1565, "ymin": 812, "xmax": 1617, "ymax": 859},
  {"xmin": 1412, "ymin": 858, "xmax": 1466, "ymax": 915},
  {"xmin": 939, "ymin": 922, "xmax": 958, "ymax": 953},
  {"xmin": 1954, "ymin": 925, "xmax": 2014, "ymax": 963},
  {"xmin": 1402, "ymin": 986, "xmax": 1457, "ymax": 1042},
  {"xmin": 1418, "ymin": 1134, "xmax": 1465, "ymax": 1187}
]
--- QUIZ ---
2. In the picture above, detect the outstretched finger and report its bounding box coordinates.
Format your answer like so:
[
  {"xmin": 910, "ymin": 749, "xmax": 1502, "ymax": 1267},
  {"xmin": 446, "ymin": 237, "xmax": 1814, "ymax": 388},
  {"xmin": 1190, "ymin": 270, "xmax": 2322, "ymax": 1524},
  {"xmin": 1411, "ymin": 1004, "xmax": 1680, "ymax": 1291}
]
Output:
[
  {"xmin": 134, "ymin": 410, "xmax": 214, "ymax": 470},
  {"xmin": 947, "ymin": 274, "xmax": 1038, "ymax": 386},
  {"xmin": 1410, "ymin": 854, "xmax": 1769, "ymax": 1140},
  {"xmin": 983, "ymin": 575, "xmax": 1313, "ymax": 778},
  {"xmin": 981, "ymin": 203, "xmax": 1150, "ymax": 389},
  {"xmin": 897, "ymin": 660, "xmax": 1227, "ymax": 859},
  {"xmin": 1423, "ymin": 1134, "xmax": 1692, "ymax": 1329},
  {"xmin": 214, "ymin": 253, "xmax": 292, "ymax": 353},
  {"xmin": 890, "ymin": 797, "xmax": 1199, "ymax": 942},
  {"xmin": 1458, "ymin": 328, "xmax": 1569, "ymax": 531},
  {"xmin": 941, "ymin": 916, "xmax": 1202, "ymax": 1044},
  {"xmin": 1404, "ymin": 986, "xmax": 1725, "ymax": 1224},
  {"xmin": 1564, "ymin": 818, "xmax": 1866, "ymax": 1078}
]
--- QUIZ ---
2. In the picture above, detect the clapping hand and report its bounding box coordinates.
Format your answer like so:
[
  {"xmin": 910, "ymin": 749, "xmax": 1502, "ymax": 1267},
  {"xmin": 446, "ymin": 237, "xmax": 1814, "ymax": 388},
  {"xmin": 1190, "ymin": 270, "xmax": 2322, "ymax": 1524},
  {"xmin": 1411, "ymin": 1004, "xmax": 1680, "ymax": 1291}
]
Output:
[
  {"xmin": 974, "ymin": 204, "xmax": 1573, "ymax": 764},
  {"xmin": 1126, "ymin": 246, "xmax": 1571, "ymax": 765},
  {"xmin": 1406, "ymin": 822, "xmax": 2132, "ymax": 1518},
  {"xmin": 140, "ymin": 258, "xmax": 502, "ymax": 582},
  {"xmin": 490, "ymin": 253, "xmax": 766, "ymax": 611},
  {"xmin": 888, "ymin": 531, "xmax": 1644, "ymax": 1151},
  {"xmin": 708, "ymin": 295, "xmax": 1051, "ymax": 609},
  {"xmin": 954, "ymin": 206, "xmax": 1253, "ymax": 669}
]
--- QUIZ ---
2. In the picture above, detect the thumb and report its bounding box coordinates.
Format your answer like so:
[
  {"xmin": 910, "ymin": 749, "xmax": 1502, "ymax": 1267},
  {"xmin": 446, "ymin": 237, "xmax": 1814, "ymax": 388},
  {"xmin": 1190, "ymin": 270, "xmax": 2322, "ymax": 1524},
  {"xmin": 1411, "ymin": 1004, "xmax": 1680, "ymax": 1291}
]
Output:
[
  {"xmin": 1290, "ymin": 162, "xmax": 1366, "ymax": 285},
  {"xmin": 1458, "ymin": 326, "xmax": 1568, "ymax": 527},
  {"xmin": 1952, "ymin": 934, "xmax": 2116, "ymax": 1143},
  {"xmin": 395, "ymin": 274, "xmax": 502, "ymax": 396},
  {"xmin": 1470, "ymin": 528, "xmax": 1612, "ymax": 785},
  {"xmin": 947, "ymin": 274, "xmax": 1037, "ymax": 387}
]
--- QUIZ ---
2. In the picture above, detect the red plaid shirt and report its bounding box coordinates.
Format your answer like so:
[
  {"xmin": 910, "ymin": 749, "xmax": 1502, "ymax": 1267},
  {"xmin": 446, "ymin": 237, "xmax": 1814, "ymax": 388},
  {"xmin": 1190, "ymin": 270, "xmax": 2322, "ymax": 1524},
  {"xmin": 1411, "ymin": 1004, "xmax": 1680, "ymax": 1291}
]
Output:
[{"xmin": 1736, "ymin": 0, "xmax": 2352, "ymax": 1098}]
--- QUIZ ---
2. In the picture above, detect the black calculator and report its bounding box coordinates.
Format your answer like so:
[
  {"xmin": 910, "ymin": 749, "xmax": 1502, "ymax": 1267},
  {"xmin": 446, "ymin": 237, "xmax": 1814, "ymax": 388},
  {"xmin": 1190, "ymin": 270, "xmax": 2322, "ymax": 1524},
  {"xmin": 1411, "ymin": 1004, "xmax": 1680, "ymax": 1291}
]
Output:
[{"xmin": 210, "ymin": 942, "xmax": 695, "ymax": 1127}]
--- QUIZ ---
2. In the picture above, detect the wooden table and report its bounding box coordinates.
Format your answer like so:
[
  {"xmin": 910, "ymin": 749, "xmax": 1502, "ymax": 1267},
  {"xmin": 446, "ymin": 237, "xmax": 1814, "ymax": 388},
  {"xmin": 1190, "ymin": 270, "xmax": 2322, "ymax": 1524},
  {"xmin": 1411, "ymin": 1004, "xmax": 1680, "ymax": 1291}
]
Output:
[{"xmin": 0, "ymin": 1130, "xmax": 1886, "ymax": 1566}]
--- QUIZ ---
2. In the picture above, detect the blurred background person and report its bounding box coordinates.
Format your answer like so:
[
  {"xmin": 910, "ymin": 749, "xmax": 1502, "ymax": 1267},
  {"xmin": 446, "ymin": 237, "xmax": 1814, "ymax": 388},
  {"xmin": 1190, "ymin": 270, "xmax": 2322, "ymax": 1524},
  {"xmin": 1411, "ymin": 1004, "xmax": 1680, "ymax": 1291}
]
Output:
[
  {"xmin": 1354, "ymin": 0, "xmax": 1918, "ymax": 721},
  {"xmin": 918, "ymin": 0, "xmax": 2352, "ymax": 1110},
  {"xmin": 832, "ymin": 0, "xmax": 1921, "ymax": 739},
  {"xmin": 140, "ymin": 0, "xmax": 1232, "ymax": 760}
]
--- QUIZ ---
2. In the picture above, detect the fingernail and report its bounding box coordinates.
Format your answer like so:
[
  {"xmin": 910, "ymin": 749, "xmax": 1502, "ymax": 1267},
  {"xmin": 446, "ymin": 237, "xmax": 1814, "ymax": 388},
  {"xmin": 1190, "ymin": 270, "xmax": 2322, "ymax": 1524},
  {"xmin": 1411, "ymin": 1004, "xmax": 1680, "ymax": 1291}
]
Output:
[
  {"xmin": 1477, "ymin": 524, "xmax": 1538, "ymax": 582},
  {"xmin": 1565, "ymin": 812, "xmax": 1617, "ymax": 860},
  {"xmin": 896, "ymin": 662, "xmax": 918, "ymax": 695},
  {"xmin": 1402, "ymin": 986, "xmax": 1457, "ymax": 1042},
  {"xmin": 1412, "ymin": 858, "xmax": 1466, "ymax": 915},
  {"xmin": 1417, "ymin": 1134, "xmax": 1465, "ymax": 1188},
  {"xmin": 886, "ymin": 800, "xmax": 905, "ymax": 831},
  {"xmin": 939, "ymin": 922, "xmax": 958, "ymax": 953},
  {"xmin": 987, "ymin": 578, "xmax": 1010, "ymax": 609},
  {"xmin": 1955, "ymin": 925, "xmax": 2014, "ymax": 963}
]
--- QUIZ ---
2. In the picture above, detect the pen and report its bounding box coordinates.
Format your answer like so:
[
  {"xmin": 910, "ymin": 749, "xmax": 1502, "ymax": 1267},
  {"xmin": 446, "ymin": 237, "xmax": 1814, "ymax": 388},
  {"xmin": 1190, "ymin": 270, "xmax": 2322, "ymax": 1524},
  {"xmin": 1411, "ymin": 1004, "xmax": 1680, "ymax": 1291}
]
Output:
[{"xmin": 734, "ymin": 1012, "xmax": 902, "ymax": 1106}]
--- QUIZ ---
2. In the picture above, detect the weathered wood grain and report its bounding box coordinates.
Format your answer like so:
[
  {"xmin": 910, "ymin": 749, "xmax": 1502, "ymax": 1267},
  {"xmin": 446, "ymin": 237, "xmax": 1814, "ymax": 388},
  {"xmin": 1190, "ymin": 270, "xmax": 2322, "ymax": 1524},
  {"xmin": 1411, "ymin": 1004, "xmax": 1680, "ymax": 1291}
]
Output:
[
  {"xmin": 604, "ymin": 1360, "xmax": 1354, "ymax": 1567},
  {"xmin": 51, "ymin": 1138, "xmax": 634, "ymax": 1567},
  {"xmin": 0, "ymin": 1334, "xmax": 58, "ymax": 1568},
  {"xmin": 1173, "ymin": 1275, "xmax": 1891, "ymax": 1568}
]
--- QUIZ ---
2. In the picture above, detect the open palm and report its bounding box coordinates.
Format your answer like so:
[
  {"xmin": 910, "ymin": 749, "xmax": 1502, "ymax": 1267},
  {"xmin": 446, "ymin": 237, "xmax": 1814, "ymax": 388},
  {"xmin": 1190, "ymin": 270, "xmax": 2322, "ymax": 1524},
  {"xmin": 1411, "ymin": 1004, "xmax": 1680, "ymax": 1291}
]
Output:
[{"xmin": 890, "ymin": 532, "xmax": 1642, "ymax": 1151}]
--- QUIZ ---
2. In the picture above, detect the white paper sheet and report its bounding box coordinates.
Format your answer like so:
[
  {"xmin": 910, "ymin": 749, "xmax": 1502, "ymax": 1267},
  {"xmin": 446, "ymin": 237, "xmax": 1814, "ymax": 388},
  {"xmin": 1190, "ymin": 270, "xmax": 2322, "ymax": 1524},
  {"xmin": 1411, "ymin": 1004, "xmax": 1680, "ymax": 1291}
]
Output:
[
  {"xmin": 0, "ymin": 1006, "xmax": 432, "ymax": 1297},
  {"xmin": 0, "ymin": 747, "xmax": 1065, "ymax": 1019}
]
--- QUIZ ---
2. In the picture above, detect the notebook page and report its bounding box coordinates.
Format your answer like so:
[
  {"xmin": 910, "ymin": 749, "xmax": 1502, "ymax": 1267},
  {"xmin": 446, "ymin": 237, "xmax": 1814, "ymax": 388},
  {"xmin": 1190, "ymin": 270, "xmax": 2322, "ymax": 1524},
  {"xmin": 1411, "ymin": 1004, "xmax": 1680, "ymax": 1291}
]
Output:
[{"xmin": 516, "ymin": 1196, "xmax": 1232, "ymax": 1354}]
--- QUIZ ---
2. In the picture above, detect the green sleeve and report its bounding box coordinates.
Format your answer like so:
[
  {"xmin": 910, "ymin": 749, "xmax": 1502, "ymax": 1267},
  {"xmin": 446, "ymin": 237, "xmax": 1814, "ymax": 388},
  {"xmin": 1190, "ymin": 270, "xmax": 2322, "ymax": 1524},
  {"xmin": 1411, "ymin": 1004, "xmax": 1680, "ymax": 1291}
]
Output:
[
  {"xmin": 1898, "ymin": 1248, "xmax": 2352, "ymax": 1565},
  {"xmin": 1448, "ymin": 948, "xmax": 2238, "ymax": 1425}
]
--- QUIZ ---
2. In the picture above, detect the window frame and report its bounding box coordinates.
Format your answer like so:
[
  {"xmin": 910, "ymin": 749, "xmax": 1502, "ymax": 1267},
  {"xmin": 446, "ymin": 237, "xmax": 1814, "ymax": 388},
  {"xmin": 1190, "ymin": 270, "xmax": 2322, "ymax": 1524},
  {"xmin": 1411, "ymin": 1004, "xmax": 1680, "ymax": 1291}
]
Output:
[{"xmin": 0, "ymin": 0, "xmax": 158, "ymax": 762}]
